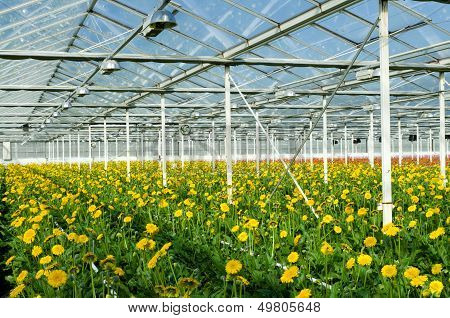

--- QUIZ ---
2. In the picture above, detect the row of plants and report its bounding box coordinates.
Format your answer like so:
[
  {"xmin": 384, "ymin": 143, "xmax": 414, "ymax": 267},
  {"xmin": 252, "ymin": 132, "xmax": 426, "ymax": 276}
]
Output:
[{"xmin": 0, "ymin": 160, "xmax": 448, "ymax": 297}]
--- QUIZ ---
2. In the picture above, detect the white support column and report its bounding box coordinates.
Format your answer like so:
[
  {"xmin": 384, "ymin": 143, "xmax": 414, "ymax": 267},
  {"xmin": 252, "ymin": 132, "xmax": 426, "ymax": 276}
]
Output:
[
  {"xmin": 344, "ymin": 124, "xmax": 348, "ymax": 165},
  {"xmin": 368, "ymin": 110, "xmax": 374, "ymax": 167},
  {"xmin": 266, "ymin": 125, "xmax": 270, "ymax": 165},
  {"xmin": 158, "ymin": 130, "xmax": 161, "ymax": 166},
  {"xmin": 211, "ymin": 121, "xmax": 215, "ymax": 170},
  {"xmin": 271, "ymin": 133, "xmax": 275, "ymax": 162},
  {"xmin": 56, "ymin": 138, "xmax": 60, "ymax": 163},
  {"xmin": 224, "ymin": 65, "xmax": 233, "ymax": 203},
  {"xmin": 323, "ymin": 97, "xmax": 328, "ymax": 184},
  {"xmin": 180, "ymin": 131, "xmax": 185, "ymax": 169},
  {"xmin": 170, "ymin": 137, "xmax": 174, "ymax": 163},
  {"xmin": 115, "ymin": 137, "xmax": 118, "ymax": 159},
  {"xmin": 331, "ymin": 132, "xmax": 334, "ymax": 162},
  {"xmin": 141, "ymin": 132, "xmax": 145, "ymax": 165},
  {"xmin": 104, "ymin": 117, "xmax": 108, "ymax": 171},
  {"xmin": 125, "ymin": 109, "xmax": 130, "ymax": 179},
  {"xmin": 309, "ymin": 119, "xmax": 313, "ymax": 167},
  {"xmin": 351, "ymin": 133, "xmax": 354, "ymax": 161},
  {"xmin": 68, "ymin": 134, "xmax": 72, "ymax": 167},
  {"xmin": 245, "ymin": 135, "xmax": 249, "ymax": 163},
  {"xmin": 439, "ymin": 72, "xmax": 446, "ymax": 183},
  {"xmin": 161, "ymin": 94, "xmax": 167, "ymax": 187},
  {"xmin": 398, "ymin": 119, "xmax": 402, "ymax": 166},
  {"xmin": 429, "ymin": 128, "xmax": 433, "ymax": 162},
  {"xmin": 233, "ymin": 129, "xmax": 237, "ymax": 164},
  {"xmin": 416, "ymin": 124, "xmax": 420, "ymax": 165},
  {"xmin": 379, "ymin": 0, "xmax": 393, "ymax": 226},
  {"xmin": 255, "ymin": 112, "xmax": 260, "ymax": 174},
  {"xmin": 340, "ymin": 138, "xmax": 343, "ymax": 159},
  {"xmin": 88, "ymin": 125, "xmax": 92, "ymax": 170},
  {"xmin": 62, "ymin": 136, "xmax": 65, "ymax": 163},
  {"xmin": 77, "ymin": 132, "xmax": 80, "ymax": 170}
]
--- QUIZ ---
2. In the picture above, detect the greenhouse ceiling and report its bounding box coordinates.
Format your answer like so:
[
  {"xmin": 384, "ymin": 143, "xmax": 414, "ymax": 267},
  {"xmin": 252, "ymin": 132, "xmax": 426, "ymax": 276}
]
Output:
[{"xmin": 0, "ymin": 0, "xmax": 448, "ymax": 142}]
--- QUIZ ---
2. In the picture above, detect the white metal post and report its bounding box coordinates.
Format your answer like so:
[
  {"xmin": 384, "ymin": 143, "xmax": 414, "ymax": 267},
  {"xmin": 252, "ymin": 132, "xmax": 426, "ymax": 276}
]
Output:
[
  {"xmin": 351, "ymin": 133, "xmax": 354, "ymax": 161},
  {"xmin": 68, "ymin": 134, "xmax": 72, "ymax": 167},
  {"xmin": 62, "ymin": 136, "xmax": 65, "ymax": 163},
  {"xmin": 233, "ymin": 129, "xmax": 237, "ymax": 164},
  {"xmin": 125, "ymin": 109, "xmax": 130, "ymax": 179},
  {"xmin": 77, "ymin": 132, "xmax": 80, "ymax": 170},
  {"xmin": 211, "ymin": 121, "xmax": 215, "ymax": 170},
  {"xmin": 439, "ymin": 72, "xmax": 446, "ymax": 183},
  {"xmin": 88, "ymin": 125, "xmax": 92, "ymax": 170},
  {"xmin": 309, "ymin": 119, "xmax": 313, "ymax": 167},
  {"xmin": 224, "ymin": 66, "xmax": 233, "ymax": 203},
  {"xmin": 104, "ymin": 117, "xmax": 108, "ymax": 171},
  {"xmin": 379, "ymin": 0, "xmax": 393, "ymax": 226},
  {"xmin": 161, "ymin": 94, "xmax": 167, "ymax": 187},
  {"xmin": 115, "ymin": 137, "xmax": 118, "ymax": 159},
  {"xmin": 398, "ymin": 119, "xmax": 402, "ymax": 166},
  {"xmin": 344, "ymin": 124, "xmax": 348, "ymax": 165},
  {"xmin": 141, "ymin": 132, "xmax": 145, "ymax": 165},
  {"xmin": 429, "ymin": 128, "xmax": 432, "ymax": 162},
  {"xmin": 369, "ymin": 110, "xmax": 374, "ymax": 167},
  {"xmin": 416, "ymin": 124, "xmax": 420, "ymax": 164},
  {"xmin": 255, "ymin": 112, "xmax": 260, "ymax": 175},
  {"xmin": 170, "ymin": 137, "xmax": 174, "ymax": 163},
  {"xmin": 323, "ymin": 97, "xmax": 328, "ymax": 183},
  {"xmin": 56, "ymin": 138, "xmax": 60, "ymax": 163},
  {"xmin": 266, "ymin": 125, "xmax": 270, "ymax": 165},
  {"xmin": 331, "ymin": 132, "xmax": 334, "ymax": 162},
  {"xmin": 246, "ymin": 135, "xmax": 249, "ymax": 163}
]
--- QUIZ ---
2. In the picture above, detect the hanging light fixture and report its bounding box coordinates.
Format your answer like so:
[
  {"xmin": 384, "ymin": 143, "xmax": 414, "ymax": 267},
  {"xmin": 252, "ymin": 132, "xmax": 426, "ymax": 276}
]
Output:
[
  {"xmin": 100, "ymin": 60, "xmax": 121, "ymax": 75},
  {"xmin": 142, "ymin": 10, "xmax": 177, "ymax": 38},
  {"xmin": 76, "ymin": 87, "xmax": 90, "ymax": 96},
  {"xmin": 63, "ymin": 100, "xmax": 72, "ymax": 109},
  {"xmin": 53, "ymin": 110, "xmax": 60, "ymax": 118}
]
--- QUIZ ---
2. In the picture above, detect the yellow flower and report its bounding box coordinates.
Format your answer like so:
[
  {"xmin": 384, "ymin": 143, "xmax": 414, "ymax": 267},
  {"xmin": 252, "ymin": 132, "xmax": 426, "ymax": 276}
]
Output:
[
  {"xmin": 346, "ymin": 215, "xmax": 354, "ymax": 223},
  {"xmin": 123, "ymin": 216, "xmax": 132, "ymax": 223},
  {"xmin": 346, "ymin": 258, "xmax": 355, "ymax": 269},
  {"xmin": 174, "ymin": 210, "xmax": 183, "ymax": 218},
  {"xmin": 334, "ymin": 226, "xmax": 342, "ymax": 234},
  {"xmin": 407, "ymin": 205, "xmax": 416, "ymax": 212},
  {"xmin": 382, "ymin": 223, "xmax": 400, "ymax": 237},
  {"xmin": 17, "ymin": 270, "xmax": 28, "ymax": 283},
  {"xmin": 88, "ymin": 205, "xmax": 96, "ymax": 213},
  {"xmin": 76, "ymin": 234, "xmax": 89, "ymax": 244},
  {"xmin": 237, "ymin": 232, "xmax": 248, "ymax": 242},
  {"xmin": 381, "ymin": 265, "xmax": 397, "ymax": 278},
  {"xmin": 429, "ymin": 227, "xmax": 445, "ymax": 240},
  {"xmin": 404, "ymin": 267, "xmax": 420, "ymax": 280},
  {"xmin": 364, "ymin": 192, "xmax": 372, "ymax": 200},
  {"xmin": 114, "ymin": 267, "xmax": 125, "ymax": 276},
  {"xmin": 220, "ymin": 203, "xmax": 230, "ymax": 212},
  {"xmin": 320, "ymin": 241, "xmax": 334, "ymax": 255},
  {"xmin": 322, "ymin": 214, "xmax": 333, "ymax": 224},
  {"xmin": 5, "ymin": 255, "xmax": 15, "ymax": 265},
  {"xmin": 306, "ymin": 199, "xmax": 314, "ymax": 206},
  {"xmin": 158, "ymin": 199, "xmax": 169, "ymax": 208},
  {"xmin": 357, "ymin": 207, "xmax": 368, "ymax": 216},
  {"xmin": 47, "ymin": 270, "xmax": 68, "ymax": 288},
  {"xmin": 147, "ymin": 254, "xmax": 159, "ymax": 269},
  {"xmin": 280, "ymin": 266, "xmax": 299, "ymax": 284},
  {"xmin": 146, "ymin": 223, "xmax": 159, "ymax": 235},
  {"xmin": 429, "ymin": 280, "xmax": 444, "ymax": 296},
  {"xmin": 296, "ymin": 288, "xmax": 311, "ymax": 298},
  {"xmin": 67, "ymin": 232, "xmax": 78, "ymax": 241},
  {"xmin": 35, "ymin": 269, "xmax": 45, "ymax": 280},
  {"xmin": 231, "ymin": 225, "xmax": 240, "ymax": 233},
  {"xmin": 410, "ymin": 275, "xmax": 428, "ymax": 287},
  {"xmin": 51, "ymin": 244, "xmax": 64, "ymax": 256},
  {"xmin": 186, "ymin": 211, "xmax": 193, "ymax": 219},
  {"xmin": 287, "ymin": 252, "xmax": 299, "ymax": 263},
  {"xmin": 225, "ymin": 259, "xmax": 242, "ymax": 275},
  {"xmin": 22, "ymin": 229, "xmax": 36, "ymax": 244},
  {"xmin": 357, "ymin": 254, "xmax": 372, "ymax": 266},
  {"xmin": 363, "ymin": 236, "xmax": 377, "ymax": 248},
  {"xmin": 39, "ymin": 255, "xmax": 52, "ymax": 265},
  {"xmin": 136, "ymin": 238, "xmax": 149, "ymax": 250},
  {"xmin": 293, "ymin": 234, "xmax": 301, "ymax": 246},
  {"xmin": 9, "ymin": 284, "xmax": 26, "ymax": 298},
  {"xmin": 408, "ymin": 220, "xmax": 417, "ymax": 229},
  {"xmin": 431, "ymin": 264, "xmax": 442, "ymax": 275},
  {"xmin": 411, "ymin": 195, "xmax": 419, "ymax": 203}
]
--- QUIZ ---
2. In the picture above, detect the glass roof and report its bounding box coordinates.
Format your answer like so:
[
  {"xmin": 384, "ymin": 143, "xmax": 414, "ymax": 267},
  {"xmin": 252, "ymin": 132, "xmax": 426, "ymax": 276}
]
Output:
[{"xmin": 0, "ymin": 0, "xmax": 448, "ymax": 141}]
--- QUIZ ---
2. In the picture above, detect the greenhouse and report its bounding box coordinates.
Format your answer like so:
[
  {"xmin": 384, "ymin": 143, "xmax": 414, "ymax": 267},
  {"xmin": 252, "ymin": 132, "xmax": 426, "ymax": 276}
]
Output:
[{"xmin": 0, "ymin": 0, "xmax": 448, "ymax": 302}]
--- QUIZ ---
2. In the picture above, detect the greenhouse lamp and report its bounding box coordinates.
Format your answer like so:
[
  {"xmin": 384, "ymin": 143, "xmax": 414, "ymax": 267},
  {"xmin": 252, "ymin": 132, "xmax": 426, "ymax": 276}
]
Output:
[
  {"xmin": 76, "ymin": 87, "xmax": 90, "ymax": 96},
  {"xmin": 142, "ymin": 10, "xmax": 177, "ymax": 38},
  {"xmin": 63, "ymin": 100, "xmax": 72, "ymax": 109},
  {"xmin": 100, "ymin": 60, "xmax": 121, "ymax": 75}
]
